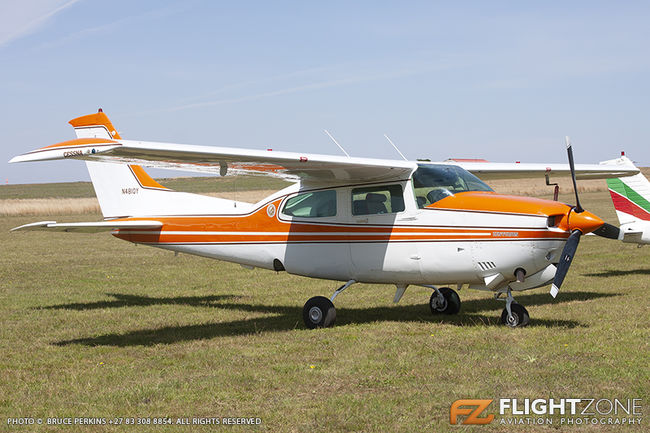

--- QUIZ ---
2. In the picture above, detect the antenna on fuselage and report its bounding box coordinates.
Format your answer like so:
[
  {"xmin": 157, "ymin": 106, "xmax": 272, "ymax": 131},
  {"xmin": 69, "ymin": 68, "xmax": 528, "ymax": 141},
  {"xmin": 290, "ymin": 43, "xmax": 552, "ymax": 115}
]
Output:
[
  {"xmin": 383, "ymin": 134, "xmax": 408, "ymax": 161},
  {"xmin": 323, "ymin": 130, "xmax": 351, "ymax": 158}
]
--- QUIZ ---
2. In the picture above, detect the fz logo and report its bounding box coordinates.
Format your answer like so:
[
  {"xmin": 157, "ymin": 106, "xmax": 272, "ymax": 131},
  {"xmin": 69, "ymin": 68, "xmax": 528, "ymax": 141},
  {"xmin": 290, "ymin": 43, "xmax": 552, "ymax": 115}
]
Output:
[{"xmin": 450, "ymin": 399, "xmax": 494, "ymax": 425}]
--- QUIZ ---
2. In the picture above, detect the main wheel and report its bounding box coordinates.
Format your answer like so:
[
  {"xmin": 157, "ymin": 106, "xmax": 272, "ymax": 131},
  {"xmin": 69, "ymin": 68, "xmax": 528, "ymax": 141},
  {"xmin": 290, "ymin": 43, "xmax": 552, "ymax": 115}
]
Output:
[
  {"xmin": 500, "ymin": 303, "xmax": 530, "ymax": 327},
  {"xmin": 429, "ymin": 287, "xmax": 461, "ymax": 315},
  {"xmin": 303, "ymin": 296, "xmax": 336, "ymax": 329}
]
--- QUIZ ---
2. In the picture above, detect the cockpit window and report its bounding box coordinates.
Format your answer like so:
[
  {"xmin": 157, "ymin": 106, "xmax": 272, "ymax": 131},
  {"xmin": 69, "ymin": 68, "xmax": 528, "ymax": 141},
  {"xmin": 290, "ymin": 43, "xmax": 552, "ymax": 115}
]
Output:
[{"xmin": 412, "ymin": 164, "xmax": 493, "ymax": 208}]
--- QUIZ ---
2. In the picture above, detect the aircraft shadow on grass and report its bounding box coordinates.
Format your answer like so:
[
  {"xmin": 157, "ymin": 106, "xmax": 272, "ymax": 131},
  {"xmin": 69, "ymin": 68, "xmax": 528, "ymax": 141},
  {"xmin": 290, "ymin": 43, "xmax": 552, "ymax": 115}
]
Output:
[
  {"xmin": 48, "ymin": 291, "xmax": 617, "ymax": 347},
  {"xmin": 41, "ymin": 294, "xmax": 239, "ymax": 310},
  {"xmin": 583, "ymin": 268, "xmax": 650, "ymax": 278}
]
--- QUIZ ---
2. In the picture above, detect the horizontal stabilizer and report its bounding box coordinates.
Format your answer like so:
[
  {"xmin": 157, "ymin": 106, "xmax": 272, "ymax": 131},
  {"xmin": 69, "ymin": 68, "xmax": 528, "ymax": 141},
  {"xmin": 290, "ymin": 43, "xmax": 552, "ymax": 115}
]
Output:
[
  {"xmin": 8, "ymin": 138, "xmax": 120, "ymax": 163},
  {"xmin": 11, "ymin": 220, "xmax": 162, "ymax": 233}
]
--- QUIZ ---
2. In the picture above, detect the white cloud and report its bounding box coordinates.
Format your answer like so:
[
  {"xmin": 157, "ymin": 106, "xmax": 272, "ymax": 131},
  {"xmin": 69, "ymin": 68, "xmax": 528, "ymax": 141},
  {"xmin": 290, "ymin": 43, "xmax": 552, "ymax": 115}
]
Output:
[{"xmin": 0, "ymin": 0, "xmax": 82, "ymax": 49}]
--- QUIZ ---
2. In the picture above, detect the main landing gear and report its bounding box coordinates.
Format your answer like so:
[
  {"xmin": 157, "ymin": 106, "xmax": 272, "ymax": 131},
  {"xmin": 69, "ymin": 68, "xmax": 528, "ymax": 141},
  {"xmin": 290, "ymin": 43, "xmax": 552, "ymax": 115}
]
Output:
[
  {"xmin": 302, "ymin": 281, "xmax": 463, "ymax": 329},
  {"xmin": 427, "ymin": 286, "xmax": 461, "ymax": 315},
  {"xmin": 302, "ymin": 280, "xmax": 355, "ymax": 329},
  {"xmin": 498, "ymin": 288, "xmax": 530, "ymax": 328},
  {"xmin": 303, "ymin": 296, "xmax": 336, "ymax": 329}
]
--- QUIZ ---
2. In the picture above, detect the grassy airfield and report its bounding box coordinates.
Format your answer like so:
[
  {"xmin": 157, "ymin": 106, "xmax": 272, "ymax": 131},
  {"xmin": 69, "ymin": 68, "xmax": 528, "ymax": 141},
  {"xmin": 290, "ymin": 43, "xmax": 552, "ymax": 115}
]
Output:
[{"xmin": 0, "ymin": 179, "xmax": 648, "ymax": 432}]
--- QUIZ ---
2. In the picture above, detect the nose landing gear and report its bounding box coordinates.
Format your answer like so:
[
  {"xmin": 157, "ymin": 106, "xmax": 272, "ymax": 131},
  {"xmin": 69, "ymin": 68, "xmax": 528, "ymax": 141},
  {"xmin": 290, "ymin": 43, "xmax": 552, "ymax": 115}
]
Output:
[{"xmin": 498, "ymin": 288, "xmax": 530, "ymax": 327}]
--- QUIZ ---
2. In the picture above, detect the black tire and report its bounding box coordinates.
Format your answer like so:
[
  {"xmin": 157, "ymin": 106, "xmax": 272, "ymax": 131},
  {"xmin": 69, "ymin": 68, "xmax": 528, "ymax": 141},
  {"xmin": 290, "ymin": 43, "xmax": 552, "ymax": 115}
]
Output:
[
  {"xmin": 429, "ymin": 287, "xmax": 461, "ymax": 315},
  {"xmin": 303, "ymin": 296, "xmax": 336, "ymax": 329},
  {"xmin": 500, "ymin": 303, "xmax": 530, "ymax": 327}
]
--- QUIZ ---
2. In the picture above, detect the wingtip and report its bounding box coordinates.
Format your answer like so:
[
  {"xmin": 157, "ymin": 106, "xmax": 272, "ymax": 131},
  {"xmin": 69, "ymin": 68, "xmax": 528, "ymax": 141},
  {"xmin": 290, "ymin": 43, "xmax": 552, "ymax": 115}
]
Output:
[
  {"xmin": 10, "ymin": 221, "xmax": 56, "ymax": 232},
  {"xmin": 550, "ymin": 284, "xmax": 559, "ymax": 298},
  {"xmin": 8, "ymin": 155, "xmax": 24, "ymax": 164}
]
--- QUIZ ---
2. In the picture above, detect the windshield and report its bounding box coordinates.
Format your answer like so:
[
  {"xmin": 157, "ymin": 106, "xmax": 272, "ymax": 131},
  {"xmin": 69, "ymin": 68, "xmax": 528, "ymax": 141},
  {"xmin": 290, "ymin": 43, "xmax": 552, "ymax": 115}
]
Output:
[{"xmin": 412, "ymin": 164, "xmax": 493, "ymax": 208}]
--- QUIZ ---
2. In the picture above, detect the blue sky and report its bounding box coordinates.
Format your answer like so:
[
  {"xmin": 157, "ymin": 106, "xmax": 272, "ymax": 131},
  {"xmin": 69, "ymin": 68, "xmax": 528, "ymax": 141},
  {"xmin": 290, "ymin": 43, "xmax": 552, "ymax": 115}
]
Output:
[{"xmin": 1, "ymin": 0, "xmax": 649, "ymax": 184}]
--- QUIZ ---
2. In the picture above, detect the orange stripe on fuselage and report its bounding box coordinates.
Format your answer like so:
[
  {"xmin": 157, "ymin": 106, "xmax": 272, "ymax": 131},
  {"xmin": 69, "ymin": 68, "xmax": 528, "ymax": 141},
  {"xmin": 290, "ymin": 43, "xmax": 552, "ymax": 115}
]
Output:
[
  {"xmin": 115, "ymin": 232, "xmax": 567, "ymax": 245},
  {"xmin": 110, "ymin": 197, "xmax": 569, "ymax": 245}
]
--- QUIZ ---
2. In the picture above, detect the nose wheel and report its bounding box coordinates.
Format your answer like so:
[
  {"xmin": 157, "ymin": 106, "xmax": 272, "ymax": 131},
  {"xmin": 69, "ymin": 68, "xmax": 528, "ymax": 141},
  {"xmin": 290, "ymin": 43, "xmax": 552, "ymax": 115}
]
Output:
[
  {"xmin": 500, "ymin": 303, "xmax": 530, "ymax": 327},
  {"xmin": 498, "ymin": 288, "xmax": 530, "ymax": 327}
]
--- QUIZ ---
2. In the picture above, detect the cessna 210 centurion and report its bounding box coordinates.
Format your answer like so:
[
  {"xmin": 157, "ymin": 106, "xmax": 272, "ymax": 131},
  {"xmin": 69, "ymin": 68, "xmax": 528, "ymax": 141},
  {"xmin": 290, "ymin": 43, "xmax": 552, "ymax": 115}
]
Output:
[{"xmin": 10, "ymin": 110, "xmax": 639, "ymax": 328}]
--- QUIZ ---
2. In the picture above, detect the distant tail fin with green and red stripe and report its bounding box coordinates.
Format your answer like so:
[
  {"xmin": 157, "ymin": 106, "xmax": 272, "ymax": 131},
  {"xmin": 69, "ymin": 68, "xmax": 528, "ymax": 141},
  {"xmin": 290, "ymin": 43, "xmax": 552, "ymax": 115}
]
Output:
[
  {"xmin": 607, "ymin": 172, "xmax": 650, "ymax": 224},
  {"xmin": 606, "ymin": 169, "xmax": 650, "ymax": 244}
]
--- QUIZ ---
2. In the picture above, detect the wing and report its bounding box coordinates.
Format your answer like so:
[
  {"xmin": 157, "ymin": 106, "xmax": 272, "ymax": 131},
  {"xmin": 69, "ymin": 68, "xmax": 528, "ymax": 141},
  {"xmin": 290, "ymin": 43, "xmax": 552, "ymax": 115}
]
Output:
[
  {"xmin": 8, "ymin": 110, "xmax": 637, "ymax": 183},
  {"xmin": 10, "ymin": 138, "xmax": 417, "ymax": 183},
  {"xmin": 450, "ymin": 156, "xmax": 639, "ymax": 181},
  {"xmin": 11, "ymin": 220, "xmax": 163, "ymax": 233}
]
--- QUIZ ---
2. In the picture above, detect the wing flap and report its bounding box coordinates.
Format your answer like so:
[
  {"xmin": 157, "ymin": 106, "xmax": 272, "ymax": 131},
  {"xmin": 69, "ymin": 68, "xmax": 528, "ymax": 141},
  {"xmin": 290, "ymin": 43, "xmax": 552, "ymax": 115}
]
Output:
[
  {"xmin": 452, "ymin": 161, "xmax": 639, "ymax": 180},
  {"xmin": 11, "ymin": 220, "xmax": 163, "ymax": 233}
]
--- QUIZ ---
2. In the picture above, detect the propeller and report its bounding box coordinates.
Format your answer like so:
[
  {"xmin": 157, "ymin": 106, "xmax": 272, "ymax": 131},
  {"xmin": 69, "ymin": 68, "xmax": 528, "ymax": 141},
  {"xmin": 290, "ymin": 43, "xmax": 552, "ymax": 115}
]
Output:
[
  {"xmin": 550, "ymin": 138, "xmax": 620, "ymax": 297},
  {"xmin": 565, "ymin": 137, "xmax": 583, "ymax": 213},
  {"xmin": 550, "ymin": 229, "xmax": 581, "ymax": 298},
  {"xmin": 565, "ymin": 136, "xmax": 621, "ymax": 240}
]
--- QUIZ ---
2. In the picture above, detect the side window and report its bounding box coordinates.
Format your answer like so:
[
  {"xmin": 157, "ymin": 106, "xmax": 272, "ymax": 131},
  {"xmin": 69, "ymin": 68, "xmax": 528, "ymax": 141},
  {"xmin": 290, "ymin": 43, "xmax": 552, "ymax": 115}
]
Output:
[
  {"xmin": 351, "ymin": 184, "xmax": 405, "ymax": 216},
  {"xmin": 282, "ymin": 190, "xmax": 337, "ymax": 218}
]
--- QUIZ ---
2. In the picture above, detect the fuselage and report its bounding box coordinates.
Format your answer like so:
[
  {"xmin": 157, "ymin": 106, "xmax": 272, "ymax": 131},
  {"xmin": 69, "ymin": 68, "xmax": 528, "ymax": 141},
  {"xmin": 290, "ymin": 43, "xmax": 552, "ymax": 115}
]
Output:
[{"xmin": 111, "ymin": 164, "xmax": 593, "ymax": 294}]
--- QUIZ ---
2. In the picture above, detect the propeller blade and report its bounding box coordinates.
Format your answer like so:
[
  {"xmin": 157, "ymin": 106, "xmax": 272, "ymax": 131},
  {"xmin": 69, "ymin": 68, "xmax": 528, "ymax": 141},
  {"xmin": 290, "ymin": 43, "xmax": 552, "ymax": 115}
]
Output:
[
  {"xmin": 550, "ymin": 229, "xmax": 582, "ymax": 298},
  {"xmin": 592, "ymin": 222, "xmax": 622, "ymax": 240},
  {"xmin": 565, "ymin": 137, "xmax": 583, "ymax": 213}
]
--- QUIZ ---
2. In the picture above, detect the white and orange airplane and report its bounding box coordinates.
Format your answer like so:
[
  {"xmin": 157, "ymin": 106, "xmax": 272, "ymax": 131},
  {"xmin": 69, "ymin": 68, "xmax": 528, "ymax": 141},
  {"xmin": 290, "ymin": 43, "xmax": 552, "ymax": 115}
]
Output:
[{"xmin": 9, "ymin": 110, "xmax": 639, "ymax": 328}]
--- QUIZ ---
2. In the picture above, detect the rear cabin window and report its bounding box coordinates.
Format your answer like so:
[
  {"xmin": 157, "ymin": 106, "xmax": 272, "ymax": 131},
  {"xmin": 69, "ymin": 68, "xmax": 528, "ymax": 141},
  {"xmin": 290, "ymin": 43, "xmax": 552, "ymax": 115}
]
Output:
[
  {"xmin": 282, "ymin": 190, "xmax": 337, "ymax": 218},
  {"xmin": 351, "ymin": 185, "xmax": 405, "ymax": 215}
]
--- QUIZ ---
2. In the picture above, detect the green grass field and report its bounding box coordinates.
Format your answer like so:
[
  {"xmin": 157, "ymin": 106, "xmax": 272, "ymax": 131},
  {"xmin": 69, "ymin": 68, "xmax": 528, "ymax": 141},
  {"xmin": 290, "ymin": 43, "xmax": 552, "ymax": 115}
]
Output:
[{"xmin": 1, "ymin": 186, "xmax": 648, "ymax": 432}]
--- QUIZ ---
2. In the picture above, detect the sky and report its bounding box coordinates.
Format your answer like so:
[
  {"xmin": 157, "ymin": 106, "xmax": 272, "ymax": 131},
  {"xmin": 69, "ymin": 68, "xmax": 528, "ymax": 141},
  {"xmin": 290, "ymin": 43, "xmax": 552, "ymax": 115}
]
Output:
[{"xmin": 1, "ymin": 0, "xmax": 649, "ymax": 184}]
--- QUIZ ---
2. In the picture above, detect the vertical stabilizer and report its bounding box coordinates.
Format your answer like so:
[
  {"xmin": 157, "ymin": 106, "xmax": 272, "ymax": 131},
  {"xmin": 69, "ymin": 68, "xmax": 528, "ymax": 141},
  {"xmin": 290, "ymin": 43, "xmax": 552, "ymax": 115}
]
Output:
[
  {"xmin": 69, "ymin": 110, "xmax": 122, "ymax": 140},
  {"xmin": 607, "ymin": 172, "xmax": 650, "ymax": 224},
  {"xmin": 69, "ymin": 110, "xmax": 249, "ymax": 218}
]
